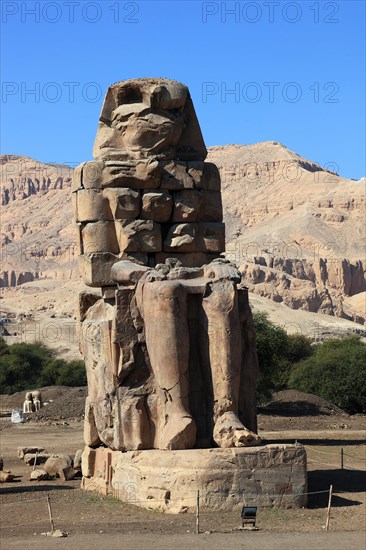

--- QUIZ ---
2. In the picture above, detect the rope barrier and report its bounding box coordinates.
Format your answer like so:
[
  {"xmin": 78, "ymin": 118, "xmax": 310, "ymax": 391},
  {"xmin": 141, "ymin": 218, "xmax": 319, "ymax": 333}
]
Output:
[
  {"xmin": 307, "ymin": 456, "xmax": 366, "ymax": 470},
  {"xmin": 305, "ymin": 446, "xmax": 339, "ymax": 456},
  {"xmin": 343, "ymin": 452, "xmax": 366, "ymax": 461},
  {"xmin": 306, "ymin": 446, "xmax": 366, "ymax": 462},
  {"xmin": 307, "ymin": 458, "xmax": 340, "ymax": 468}
]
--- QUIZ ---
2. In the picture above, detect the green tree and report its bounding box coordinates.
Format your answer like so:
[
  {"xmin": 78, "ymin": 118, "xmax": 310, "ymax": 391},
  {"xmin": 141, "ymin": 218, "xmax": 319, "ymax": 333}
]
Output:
[
  {"xmin": 253, "ymin": 313, "xmax": 314, "ymax": 402},
  {"xmin": 253, "ymin": 312, "xmax": 289, "ymax": 402},
  {"xmin": 56, "ymin": 360, "xmax": 87, "ymax": 387},
  {"xmin": 289, "ymin": 335, "xmax": 366, "ymax": 413},
  {"xmin": 0, "ymin": 339, "xmax": 86, "ymax": 394}
]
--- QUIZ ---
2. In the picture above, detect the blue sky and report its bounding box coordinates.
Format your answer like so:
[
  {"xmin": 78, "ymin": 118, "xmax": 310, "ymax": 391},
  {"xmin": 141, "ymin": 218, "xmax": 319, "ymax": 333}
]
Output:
[{"xmin": 1, "ymin": 0, "xmax": 365, "ymax": 178}]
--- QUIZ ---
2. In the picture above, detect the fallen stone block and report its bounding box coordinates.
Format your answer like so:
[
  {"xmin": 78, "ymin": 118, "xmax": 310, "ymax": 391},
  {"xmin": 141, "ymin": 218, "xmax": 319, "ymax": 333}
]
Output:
[
  {"xmin": 24, "ymin": 453, "xmax": 51, "ymax": 465},
  {"xmin": 44, "ymin": 454, "xmax": 73, "ymax": 477},
  {"xmin": 17, "ymin": 446, "xmax": 46, "ymax": 459},
  {"xmin": 30, "ymin": 469, "xmax": 50, "ymax": 481},
  {"xmin": 59, "ymin": 466, "xmax": 77, "ymax": 481},
  {"xmin": 41, "ymin": 529, "xmax": 68, "ymax": 538},
  {"xmin": 0, "ymin": 471, "xmax": 16, "ymax": 483},
  {"xmin": 73, "ymin": 449, "xmax": 83, "ymax": 471}
]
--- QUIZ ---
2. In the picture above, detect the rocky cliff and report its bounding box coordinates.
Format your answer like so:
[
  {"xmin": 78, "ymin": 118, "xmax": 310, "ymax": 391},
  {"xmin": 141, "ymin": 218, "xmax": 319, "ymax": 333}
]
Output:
[{"xmin": 239, "ymin": 257, "xmax": 365, "ymax": 324}]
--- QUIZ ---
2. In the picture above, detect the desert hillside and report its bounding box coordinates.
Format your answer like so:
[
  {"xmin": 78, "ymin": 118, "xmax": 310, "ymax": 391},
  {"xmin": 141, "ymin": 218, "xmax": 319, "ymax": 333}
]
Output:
[
  {"xmin": 209, "ymin": 143, "xmax": 365, "ymax": 323},
  {"xmin": 1, "ymin": 144, "xmax": 365, "ymax": 359}
]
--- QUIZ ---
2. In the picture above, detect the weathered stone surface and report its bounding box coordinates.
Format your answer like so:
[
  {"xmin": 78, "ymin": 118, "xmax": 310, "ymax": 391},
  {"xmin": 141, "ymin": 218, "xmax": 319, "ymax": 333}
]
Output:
[
  {"xmin": 79, "ymin": 253, "xmax": 120, "ymax": 287},
  {"xmin": 111, "ymin": 260, "xmax": 149, "ymax": 284},
  {"xmin": 0, "ymin": 471, "xmax": 15, "ymax": 483},
  {"xmin": 74, "ymin": 449, "xmax": 83, "ymax": 471},
  {"xmin": 75, "ymin": 189, "xmax": 112, "ymax": 222},
  {"xmin": 24, "ymin": 453, "xmax": 51, "ymax": 465},
  {"xmin": 199, "ymin": 191, "xmax": 223, "ymax": 221},
  {"xmin": 141, "ymin": 190, "xmax": 173, "ymax": 222},
  {"xmin": 81, "ymin": 446, "xmax": 96, "ymax": 478},
  {"xmin": 44, "ymin": 454, "xmax": 73, "ymax": 476},
  {"xmin": 155, "ymin": 252, "xmax": 221, "ymax": 268},
  {"xmin": 59, "ymin": 466, "xmax": 77, "ymax": 481},
  {"xmin": 30, "ymin": 469, "xmax": 50, "ymax": 481},
  {"xmin": 82, "ymin": 445, "xmax": 307, "ymax": 512},
  {"xmin": 73, "ymin": 160, "xmax": 162, "ymax": 190},
  {"xmin": 164, "ymin": 223, "xmax": 225, "ymax": 253},
  {"xmin": 115, "ymin": 219, "xmax": 162, "ymax": 253},
  {"xmin": 81, "ymin": 221, "xmax": 119, "ymax": 254},
  {"xmin": 17, "ymin": 446, "xmax": 46, "ymax": 459},
  {"xmin": 172, "ymin": 190, "xmax": 204, "ymax": 222},
  {"xmin": 202, "ymin": 162, "xmax": 221, "ymax": 191},
  {"xmin": 161, "ymin": 161, "xmax": 194, "ymax": 190},
  {"xmin": 79, "ymin": 252, "xmax": 148, "ymax": 287},
  {"xmin": 91, "ymin": 78, "xmax": 207, "ymax": 163},
  {"xmin": 104, "ymin": 188, "xmax": 140, "ymax": 220}
]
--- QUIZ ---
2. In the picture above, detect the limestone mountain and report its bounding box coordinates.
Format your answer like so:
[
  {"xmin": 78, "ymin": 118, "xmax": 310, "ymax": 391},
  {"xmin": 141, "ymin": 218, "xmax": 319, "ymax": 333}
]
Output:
[
  {"xmin": 0, "ymin": 155, "xmax": 78, "ymax": 287},
  {"xmin": 208, "ymin": 143, "xmax": 365, "ymax": 323}
]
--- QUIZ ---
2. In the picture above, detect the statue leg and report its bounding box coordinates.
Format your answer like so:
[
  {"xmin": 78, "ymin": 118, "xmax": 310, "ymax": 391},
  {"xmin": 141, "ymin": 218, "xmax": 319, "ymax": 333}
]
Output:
[
  {"xmin": 138, "ymin": 280, "xmax": 196, "ymax": 450},
  {"xmin": 201, "ymin": 280, "xmax": 261, "ymax": 447}
]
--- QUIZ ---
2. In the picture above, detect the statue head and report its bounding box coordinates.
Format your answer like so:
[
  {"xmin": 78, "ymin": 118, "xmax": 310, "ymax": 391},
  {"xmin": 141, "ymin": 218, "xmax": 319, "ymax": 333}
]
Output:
[{"xmin": 93, "ymin": 78, "xmax": 207, "ymax": 162}]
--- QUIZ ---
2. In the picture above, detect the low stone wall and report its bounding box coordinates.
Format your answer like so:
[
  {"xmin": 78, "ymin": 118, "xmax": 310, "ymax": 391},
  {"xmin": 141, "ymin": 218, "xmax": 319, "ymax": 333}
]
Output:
[{"xmin": 82, "ymin": 444, "xmax": 307, "ymax": 513}]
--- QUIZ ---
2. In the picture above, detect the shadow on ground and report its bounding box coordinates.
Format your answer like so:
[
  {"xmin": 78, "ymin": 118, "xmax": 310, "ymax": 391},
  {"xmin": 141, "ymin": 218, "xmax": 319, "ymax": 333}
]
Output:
[{"xmin": 307, "ymin": 468, "xmax": 366, "ymax": 508}]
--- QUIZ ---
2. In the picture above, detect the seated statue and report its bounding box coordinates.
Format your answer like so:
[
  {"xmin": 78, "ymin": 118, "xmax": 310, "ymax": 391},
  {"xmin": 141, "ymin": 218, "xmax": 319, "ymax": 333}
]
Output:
[
  {"xmin": 73, "ymin": 78, "xmax": 261, "ymax": 451},
  {"xmin": 31, "ymin": 390, "xmax": 43, "ymax": 411},
  {"xmin": 23, "ymin": 392, "xmax": 33, "ymax": 413}
]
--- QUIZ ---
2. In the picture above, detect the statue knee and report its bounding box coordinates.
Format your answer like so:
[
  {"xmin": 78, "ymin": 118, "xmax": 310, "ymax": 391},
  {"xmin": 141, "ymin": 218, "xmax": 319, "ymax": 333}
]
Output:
[{"xmin": 155, "ymin": 281, "xmax": 184, "ymax": 300}]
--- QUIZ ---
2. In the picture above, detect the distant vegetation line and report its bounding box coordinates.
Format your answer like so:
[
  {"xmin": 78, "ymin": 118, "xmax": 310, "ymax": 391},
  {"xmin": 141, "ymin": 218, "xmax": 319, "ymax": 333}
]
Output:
[{"xmin": 0, "ymin": 338, "xmax": 86, "ymax": 394}]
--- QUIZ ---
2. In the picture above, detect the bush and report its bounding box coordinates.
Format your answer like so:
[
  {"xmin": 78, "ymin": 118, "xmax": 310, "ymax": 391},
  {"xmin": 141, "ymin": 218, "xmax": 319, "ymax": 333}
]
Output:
[
  {"xmin": 288, "ymin": 336, "xmax": 366, "ymax": 413},
  {"xmin": 253, "ymin": 313, "xmax": 313, "ymax": 402},
  {"xmin": 0, "ymin": 337, "xmax": 86, "ymax": 394}
]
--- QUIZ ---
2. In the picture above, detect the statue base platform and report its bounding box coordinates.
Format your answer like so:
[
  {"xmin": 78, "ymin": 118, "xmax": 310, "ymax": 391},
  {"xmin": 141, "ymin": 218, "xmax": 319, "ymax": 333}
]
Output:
[{"xmin": 81, "ymin": 444, "xmax": 307, "ymax": 512}]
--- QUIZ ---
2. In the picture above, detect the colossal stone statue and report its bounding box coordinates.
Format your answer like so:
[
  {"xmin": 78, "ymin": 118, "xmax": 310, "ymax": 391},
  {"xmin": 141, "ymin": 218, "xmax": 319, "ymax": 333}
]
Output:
[{"xmin": 73, "ymin": 78, "xmax": 261, "ymax": 453}]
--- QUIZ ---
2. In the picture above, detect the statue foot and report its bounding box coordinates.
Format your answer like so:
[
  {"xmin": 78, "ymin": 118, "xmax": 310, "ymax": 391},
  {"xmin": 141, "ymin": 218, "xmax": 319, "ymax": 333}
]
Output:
[
  {"xmin": 160, "ymin": 414, "xmax": 197, "ymax": 450},
  {"xmin": 213, "ymin": 412, "xmax": 261, "ymax": 448}
]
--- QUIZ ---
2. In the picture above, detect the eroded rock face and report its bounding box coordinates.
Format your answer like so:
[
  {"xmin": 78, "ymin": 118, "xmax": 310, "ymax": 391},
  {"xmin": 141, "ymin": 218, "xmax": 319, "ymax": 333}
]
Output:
[
  {"xmin": 73, "ymin": 78, "xmax": 260, "ymax": 455},
  {"xmin": 240, "ymin": 257, "xmax": 366, "ymax": 324}
]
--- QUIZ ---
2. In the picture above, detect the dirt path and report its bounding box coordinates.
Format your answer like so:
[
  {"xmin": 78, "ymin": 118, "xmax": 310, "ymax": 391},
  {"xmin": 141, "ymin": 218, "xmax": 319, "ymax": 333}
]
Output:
[{"xmin": 2, "ymin": 531, "xmax": 366, "ymax": 550}]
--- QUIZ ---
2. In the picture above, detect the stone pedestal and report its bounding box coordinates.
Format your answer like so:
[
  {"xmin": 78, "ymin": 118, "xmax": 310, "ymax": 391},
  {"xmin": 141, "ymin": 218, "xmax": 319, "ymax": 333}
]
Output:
[{"xmin": 82, "ymin": 444, "xmax": 307, "ymax": 513}]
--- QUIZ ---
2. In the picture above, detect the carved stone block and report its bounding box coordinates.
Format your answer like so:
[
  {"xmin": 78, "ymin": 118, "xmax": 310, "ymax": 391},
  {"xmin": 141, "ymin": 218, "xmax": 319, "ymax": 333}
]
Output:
[
  {"xmin": 172, "ymin": 190, "xmax": 204, "ymax": 222},
  {"xmin": 198, "ymin": 191, "xmax": 223, "ymax": 222},
  {"xmin": 141, "ymin": 190, "xmax": 173, "ymax": 222},
  {"xmin": 164, "ymin": 223, "xmax": 225, "ymax": 253},
  {"xmin": 81, "ymin": 221, "xmax": 119, "ymax": 254},
  {"xmin": 155, "ymin": 252, "xmax": 221, "ymax": 268},
  {"xmin": 115, "ymin": 219, "xmax": 162, "ymax": 253},
  {"xmin": 75, "ymin": 189, "xmax": 112, "ymax": 222},
  {"xmin": 160, "ymin": 161, "xmax": 194, "ymax": 190},
  {"xmin": 104, "ymin": 188, "xmax": 140, "ymax": 220}
]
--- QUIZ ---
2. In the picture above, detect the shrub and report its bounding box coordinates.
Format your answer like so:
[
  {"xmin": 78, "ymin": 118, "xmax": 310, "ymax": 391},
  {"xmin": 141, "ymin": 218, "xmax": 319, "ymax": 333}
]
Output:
[
  {"xmin": 0, "ymin": 337, "xmax": 86, "ymax": 394},
  {"xmin": 253, "ymin": 313, "xmax": 313, "ymax": 402},
  {"xmin": 289, "ymin": 336, "xmax": 366, "ymax": 413}
]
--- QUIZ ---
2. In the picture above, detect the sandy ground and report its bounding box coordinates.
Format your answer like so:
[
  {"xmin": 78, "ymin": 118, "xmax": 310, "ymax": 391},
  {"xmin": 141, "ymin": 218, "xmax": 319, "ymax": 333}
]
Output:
[{"xmin": 0, "ymin": 419, "xmax": 365, "ymax": 550}]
